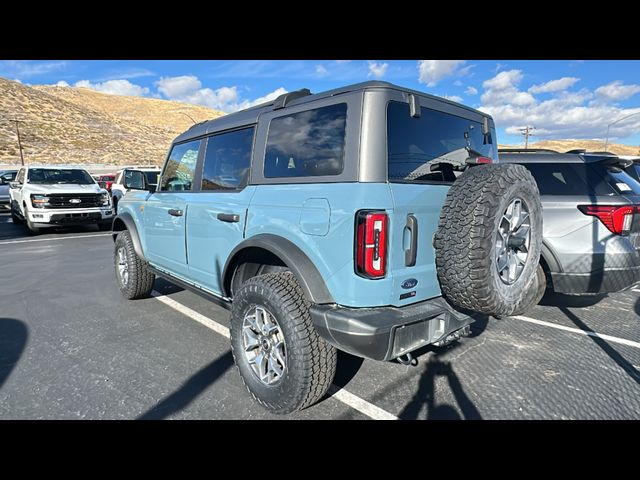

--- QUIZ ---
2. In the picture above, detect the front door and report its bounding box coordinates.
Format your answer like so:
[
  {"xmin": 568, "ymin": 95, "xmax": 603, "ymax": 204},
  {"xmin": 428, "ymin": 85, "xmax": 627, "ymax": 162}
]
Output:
[
  {"xmin": 145, "ymin": 139, "xmax": 201, "ymax": 277},
  {"xmin": 186, "ymin": 126, "xmax": 256, "ymax": 295}
]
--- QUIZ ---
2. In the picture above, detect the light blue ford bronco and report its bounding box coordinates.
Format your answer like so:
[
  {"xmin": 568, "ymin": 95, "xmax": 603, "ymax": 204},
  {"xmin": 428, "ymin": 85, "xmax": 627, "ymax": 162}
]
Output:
[{"xmin": 111, "ymin": 81, "xmax": 543, "ymax": 413}]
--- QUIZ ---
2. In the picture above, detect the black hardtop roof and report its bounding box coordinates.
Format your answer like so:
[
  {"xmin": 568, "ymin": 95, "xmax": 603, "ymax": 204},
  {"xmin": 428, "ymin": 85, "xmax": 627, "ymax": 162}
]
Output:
[{"xmin": 172, "ymin": 81, "xmax": 492, "ymax": 144}]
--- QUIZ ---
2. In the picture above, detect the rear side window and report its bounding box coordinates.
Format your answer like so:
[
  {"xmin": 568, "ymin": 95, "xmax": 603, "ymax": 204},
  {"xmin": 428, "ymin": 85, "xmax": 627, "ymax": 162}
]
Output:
[
  {"xmin": 521, "ymin": 163, "xmax": 617, "ymax": 196},
  {"xmin": 160, "ymin": 140, "xmax": 200, "ymax": 192},
  {"xmin": 264, "ymin": 103, "xmax": 347, "ymax": 178},
  {"xmin": 202, "ymin": 127, "xmax": 254, "ymax": 190},
  {"xmin": 387, "ymin": 101, "xmax": 496, "ymax": 183}
]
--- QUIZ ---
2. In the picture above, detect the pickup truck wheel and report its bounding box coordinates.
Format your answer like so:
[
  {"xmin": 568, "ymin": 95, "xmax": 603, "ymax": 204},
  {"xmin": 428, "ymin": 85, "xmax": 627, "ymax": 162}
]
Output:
[
  {"xmin": 114, "ymin": 230, "xmax": 155, "ymax": 299},
  {"xmin": 230, "ymin": 271, "xmax": 337, "ymax": 414},
  {"xmin": 434, "ymin": 163, "xmax": 543, "ymax": 317},
  {"xmin": 97, "ymin": 221, "xmax": 112, "ymax": 231},
  {"xmin": 25, "ymin": 210, "xmax": 41, "ymax": 235},
  {"xmin": 11, "ymin": 206, "xmax": 24, "ymax": 225}
]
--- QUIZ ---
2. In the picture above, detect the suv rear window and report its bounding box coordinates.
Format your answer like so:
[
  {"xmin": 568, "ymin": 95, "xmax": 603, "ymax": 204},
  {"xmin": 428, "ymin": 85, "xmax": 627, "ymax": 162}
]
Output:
[
  {"xmin": 264, "ymin": 103, "xmax": 347, "ymax": 178},
  {"xmin": 387, "ymin": 101, "xmax": 496, "ymax": 183},
  {"xmin": 521, "ymin": 162, "xmax": 640, "ymax": 196}
]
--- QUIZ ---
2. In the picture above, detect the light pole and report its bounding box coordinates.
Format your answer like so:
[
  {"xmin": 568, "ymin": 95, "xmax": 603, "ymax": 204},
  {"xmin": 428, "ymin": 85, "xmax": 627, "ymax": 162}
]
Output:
[{"xmin": 604, "ymin": 111, "xmax": 640, "ymax": 151}]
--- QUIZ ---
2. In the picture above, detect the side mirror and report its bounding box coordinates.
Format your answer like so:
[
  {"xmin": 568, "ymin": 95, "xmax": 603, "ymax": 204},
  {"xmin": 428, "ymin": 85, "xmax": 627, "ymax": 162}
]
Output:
[{"xmin": 123, "ymin": 171, "xmax": 146, "ymax": 190}]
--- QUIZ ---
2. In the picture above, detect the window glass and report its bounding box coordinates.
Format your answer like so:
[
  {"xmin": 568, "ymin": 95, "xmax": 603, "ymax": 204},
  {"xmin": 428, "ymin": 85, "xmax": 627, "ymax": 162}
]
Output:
[
  {"xmin": 160, "ymin": 140, "xmax": 200, "ymax": 191},
  {"xmin": 265, "ymin": 104, "xmax": 347, "ymax": 178},
  {"xmin": 27, "ymin": 168, "xmax": 95, "ymax": 185},
  {"xmin": 202, "ymin": 127, "xmax": 254, "ymax": 190},
  {"xmin": 522, "ymin": 163, "xmax": 617, "ymax": 196},
  {"xmin": 16, "ymin": 169, "xmax": 25, "ymax": 184},
  {"xmin": 124, "ymin": 170, "xmax": 145, "ymax": 189},
  {"xmin": 387, "ymin": 101, "xmax": 496, "ymax": 183}
]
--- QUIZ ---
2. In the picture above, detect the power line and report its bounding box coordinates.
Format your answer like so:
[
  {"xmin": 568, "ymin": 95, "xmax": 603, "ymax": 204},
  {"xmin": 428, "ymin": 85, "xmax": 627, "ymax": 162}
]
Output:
[{"xmin": 518, "ymin": 126, "xmax": 535, "ymax": 150}]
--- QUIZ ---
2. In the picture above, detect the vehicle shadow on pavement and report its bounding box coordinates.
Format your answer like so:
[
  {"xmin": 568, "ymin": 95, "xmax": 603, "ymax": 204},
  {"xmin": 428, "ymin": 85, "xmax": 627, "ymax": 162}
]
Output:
[
  {"xmin": 153, "ymin": 278, "xmax": 186, "ymax": 295},
  {"xmin": 398, "ymin": 357, "xmax": 482, "ymax": 420},
  {"xmin": 0, "ymin": 213, "xmax": 103, "ymax": 241},
  {"xmin": 137, "ymin": 351, "xmax": 234, "ymax": 420},
  {"xmin": 559, "ymin": 306, "xmax": 640, "ymax": 385},
  {"xmin": 0, "ymin": 318, "xmax": 28, "ymax": 390},
  {"xmin": 539, "ymin": 291, "xmax": 607, "ymax": 308}
]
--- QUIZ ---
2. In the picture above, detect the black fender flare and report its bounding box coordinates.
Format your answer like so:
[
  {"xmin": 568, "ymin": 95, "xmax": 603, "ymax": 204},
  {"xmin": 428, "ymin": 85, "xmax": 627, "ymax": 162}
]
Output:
[
  {"xmin": 223, "ymin": 234, "xmax": 334, "ymax": 304},
  {"xmin": 111, "ymin": 212, "xmax": 146, "ymax": 261}
]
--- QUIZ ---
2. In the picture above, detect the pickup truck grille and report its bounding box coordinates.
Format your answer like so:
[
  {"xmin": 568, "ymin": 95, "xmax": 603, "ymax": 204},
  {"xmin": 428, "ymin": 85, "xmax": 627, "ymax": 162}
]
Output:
[{"xmin": 46, "ymin": 193, "xmax": 104, "ymax": 209}]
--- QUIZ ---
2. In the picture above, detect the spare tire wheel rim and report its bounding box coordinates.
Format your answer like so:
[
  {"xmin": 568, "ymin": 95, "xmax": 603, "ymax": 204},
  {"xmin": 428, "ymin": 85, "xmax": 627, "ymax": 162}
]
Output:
[
  {"xmin": 242, "ymin": 305, "xmax": 287, "ymax": 386},
  {"xmin": 496, "ymin": 197, "xmax": 531, "ymax": 285}
]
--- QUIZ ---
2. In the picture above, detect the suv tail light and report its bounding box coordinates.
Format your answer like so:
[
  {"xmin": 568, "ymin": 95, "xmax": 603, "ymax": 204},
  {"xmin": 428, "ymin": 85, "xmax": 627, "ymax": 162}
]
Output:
[
  {"xmin": 355, "ymin": 211, "xmax": 388, "ymax": 278},
  {"xmin": 465, "ymin": 156, "xmax": 493, "ymax": 165},
  {"xmin": 578, "ymin": 205, "xmax": 637, "ymax": 235}
]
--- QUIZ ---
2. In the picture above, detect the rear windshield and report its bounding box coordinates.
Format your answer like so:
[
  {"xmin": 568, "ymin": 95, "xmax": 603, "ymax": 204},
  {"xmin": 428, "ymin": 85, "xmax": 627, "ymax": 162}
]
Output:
[
  {"xmin": 28, "ymin": 168, "xmax": 95, "ymax": 185},
  {"xmin": 387, "ymin": 101, "xmax": 496, "ymax": 183},
  {"xmin": 521, "ymin": 162, "xmax": 640, "ymax": 196}
]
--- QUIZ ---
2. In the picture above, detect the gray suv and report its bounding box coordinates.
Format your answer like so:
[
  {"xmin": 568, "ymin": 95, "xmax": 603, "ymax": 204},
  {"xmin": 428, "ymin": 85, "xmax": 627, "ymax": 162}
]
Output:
[{"xmin": 500, "ymin": 149, "xmax": 640, "ymax": 308}]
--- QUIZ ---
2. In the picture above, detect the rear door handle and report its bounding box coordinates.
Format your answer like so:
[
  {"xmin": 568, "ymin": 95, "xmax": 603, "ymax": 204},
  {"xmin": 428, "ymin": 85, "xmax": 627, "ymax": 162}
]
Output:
[
  {"xmin": 217, "ymin": 213, "xmax": 240, "ymax": 223},
  {"xmin": 405, "ymin": 214, "xmax": 418, "ymax": 267},
  {"xmin": 168, "ymin": 209, "xmax": 183, "ymax": 217}
]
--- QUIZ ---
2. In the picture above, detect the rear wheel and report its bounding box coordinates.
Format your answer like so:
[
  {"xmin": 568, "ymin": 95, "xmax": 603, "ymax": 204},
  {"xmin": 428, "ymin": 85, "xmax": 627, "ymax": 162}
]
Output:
[
  {"xmin": 434, "ymin": 164, "xmax": 543, "ymax": 317},
  {"xmin": 230, "ymin": 272, "xmax": 337, "ymax": 414},
  {"xmin": 114, "ymin": 230, "xmax": 155, "ymax": 299}
]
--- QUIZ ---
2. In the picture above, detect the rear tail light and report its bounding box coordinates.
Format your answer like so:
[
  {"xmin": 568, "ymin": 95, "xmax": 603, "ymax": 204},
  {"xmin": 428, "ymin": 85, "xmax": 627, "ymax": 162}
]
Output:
[
  {"xmin": 355, "ymin": 210, "xmax": 388, "ymax": 279},
  {"xmin": 578, "ymin": 205, "xmax": 638, "ymax": 235},
  {"xmin": 465, "ymin": 156, "xmax": 493, "ymax": 165}
]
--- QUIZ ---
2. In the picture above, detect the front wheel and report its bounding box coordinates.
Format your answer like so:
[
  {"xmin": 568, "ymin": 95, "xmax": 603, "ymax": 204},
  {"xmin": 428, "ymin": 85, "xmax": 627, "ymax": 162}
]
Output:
[
  {"xmin": 25, "ymin": 209, "xmax": 42, "ymax": 235},
  {"xmin": 230, "ymin": 272, "xmax": 337, "ymax": 414},
  {"xmin": 114, "ymin": 230, "xmax": 155, "ymax": 299},
  {"xmin": 11, "ymin": 205, "xmax": 24, "ymax": 225}
]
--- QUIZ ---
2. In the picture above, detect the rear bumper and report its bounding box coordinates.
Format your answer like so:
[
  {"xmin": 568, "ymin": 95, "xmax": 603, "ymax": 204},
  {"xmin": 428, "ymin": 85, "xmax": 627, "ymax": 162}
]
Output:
[
  {"xmin": 551, "ymin": 266, "xmax": 640, "ymax": 294},
  {"xmin": 310, "ymin": 296, "xmax": 473, "ymax": 361}
]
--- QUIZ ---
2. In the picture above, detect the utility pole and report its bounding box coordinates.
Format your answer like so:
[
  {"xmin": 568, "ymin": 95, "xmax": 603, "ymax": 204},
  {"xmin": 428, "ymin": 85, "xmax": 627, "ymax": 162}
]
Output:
[
  {"xmin": 518, "ymin": 126, "xmax": 535, "ymax": 150},
  {"xmin": 10, "ymin": 118, "xmax": 25, "ymax": 165}
]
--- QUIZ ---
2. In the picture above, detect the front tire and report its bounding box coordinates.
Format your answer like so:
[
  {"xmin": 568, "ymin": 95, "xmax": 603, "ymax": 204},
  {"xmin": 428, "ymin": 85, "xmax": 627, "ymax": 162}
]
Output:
[
  {"xmin": 11, "ymin": 205, "xmax": 24, "ymax": 225},
  {"xmin": 114, "ymin": 230, "xmax": 155, "ymax": 299},
  {"xmin": 230, "ymin": 272, "xmax": 337, "ymax": 414},
  {"xmin": 25, "ymin": 208, "xmax": 41, "ymax": 235}
]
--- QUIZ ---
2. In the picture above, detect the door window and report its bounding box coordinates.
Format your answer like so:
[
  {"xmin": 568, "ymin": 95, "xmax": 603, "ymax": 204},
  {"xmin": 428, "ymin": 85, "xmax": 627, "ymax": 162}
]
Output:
[{"xmin": 160, "ymin": 140, "xmax": 200, "ymax": 192}]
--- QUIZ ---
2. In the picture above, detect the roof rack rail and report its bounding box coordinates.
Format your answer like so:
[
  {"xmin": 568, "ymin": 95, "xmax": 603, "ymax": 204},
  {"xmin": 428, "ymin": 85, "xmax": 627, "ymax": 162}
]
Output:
[
  {"xmin": 273, "ymin": 88, "xmax": 311, "ymax": 110},
  {"xmin": 498, "ymin": 148, "xmax": 559, "ymax": 154}
]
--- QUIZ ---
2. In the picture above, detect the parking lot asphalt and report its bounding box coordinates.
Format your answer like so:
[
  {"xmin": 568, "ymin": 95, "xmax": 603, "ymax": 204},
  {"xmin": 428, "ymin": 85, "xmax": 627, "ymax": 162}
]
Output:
[{"xmin": 1, "ymin": 208, "xmax": 639, "ymax": 420}]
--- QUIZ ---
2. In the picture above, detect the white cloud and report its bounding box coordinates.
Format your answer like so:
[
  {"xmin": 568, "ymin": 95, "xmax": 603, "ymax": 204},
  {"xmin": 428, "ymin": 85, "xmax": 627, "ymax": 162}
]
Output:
[
  {"xmin": 418, "ymin": 60, "xmax": 466, "ymax": 87},
  {"xmin": 494, "ymin": 63, "xmax": 506, "ymax": 73},
  {"xmin": 156, "ymin": 75, "xmax": 286, "ymax": 112},
  {"xmin": 465, "ymin": 86, "xmax": 478, "ymax": 95},
  {"xmin": 0, "ymin": 60, "xmax": 67, "ymax": 77},
  {"xmin": 74, "ymin": 79, "xmax": 149, "ymax": 96},
  {"xmin": 444, "ymin": 95, "xmax": 463, "ymax": 103},
  {"xmin": 55, "ymin": 80, "xmax": 69, "ymax": 87},
  {"xmin": 454, "ymin": 80, "xmax": 463, "ymax": 87},
  {"xmin": 595, "ymin": 80, "xmax": 640, "ymax": 101},
  {"xmin": 368, "ymin": 61, "xmax": 389, "ymax": 78},
  {"xmin": 335, "ymin": 60, "xmax": 351, "ymax": 64},
  {"xmin": 457, "ymin": 64, "xmax": 476, "ymax": 77},
  {"xmin": 481, "ymin": 70, "xmax": 535, "ymax": 107},
  {"xmin": 315, "ymin": 65, "xmax": 328, "ymax": 77},
  {"xmin": 529, "ymin": 77, "xmax": 579, "ymax": 94},
  {"xmin": 480, "ymin": 70, "xmax": 640, "ymax": 140}
]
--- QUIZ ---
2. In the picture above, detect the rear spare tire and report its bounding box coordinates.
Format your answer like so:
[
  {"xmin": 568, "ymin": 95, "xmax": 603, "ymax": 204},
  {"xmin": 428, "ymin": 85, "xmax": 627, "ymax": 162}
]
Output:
[{"xmin": 434, "ymin": 163, "xmax": 543, "ymax": 317}]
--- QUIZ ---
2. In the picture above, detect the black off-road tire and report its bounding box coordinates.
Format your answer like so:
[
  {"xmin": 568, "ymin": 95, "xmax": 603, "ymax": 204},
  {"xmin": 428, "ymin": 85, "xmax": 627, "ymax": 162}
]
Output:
[
  {"xmin": 11, "ymin": 205, "xmax": 24, "ymax": 225},
  {"xmin": 434, "ymin": 163, "xmax": 543, "ymax": 317},
  {"xmin": 502, "ymin": 264, "xmax": 547, "ymax": 317},
  {"xmin": 230, "ymin": 272, "xmax": 337, "ymax": 414},
  {"xmin": 114, "ymin": 230, "xmax": 155, "ymax": 300}
]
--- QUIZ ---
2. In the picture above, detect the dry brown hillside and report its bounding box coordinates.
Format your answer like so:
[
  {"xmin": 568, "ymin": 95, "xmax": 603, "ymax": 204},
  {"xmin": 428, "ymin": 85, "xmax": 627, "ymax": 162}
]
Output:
[
  {"xmin": 499, "ymin": 140, "xmax": 640, "ymax": 156},
  {"xmin": 0, "ymin": 77, "xmax": 224, "ymax": 166}
]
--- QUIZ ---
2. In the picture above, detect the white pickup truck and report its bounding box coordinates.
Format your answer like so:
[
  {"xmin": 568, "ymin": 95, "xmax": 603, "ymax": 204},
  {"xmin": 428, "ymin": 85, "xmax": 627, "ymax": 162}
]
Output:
[{"xmin": 9, "ymin": 165, "xmax": 114, "ymax": 234}]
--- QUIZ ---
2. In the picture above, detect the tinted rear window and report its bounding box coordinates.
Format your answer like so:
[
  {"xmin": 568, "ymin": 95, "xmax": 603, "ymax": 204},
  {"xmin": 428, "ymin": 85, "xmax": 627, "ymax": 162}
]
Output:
[
  {"xmin": 387, "ymin": 101, "xmax": 496, "ymax": 183},
  {"xmin": 264, "ymin": 103, "xmax": 347, "ymax": 178},
  {"xmin": 521, "ymin": 162, "xmax": 640, "ymax": 196}
]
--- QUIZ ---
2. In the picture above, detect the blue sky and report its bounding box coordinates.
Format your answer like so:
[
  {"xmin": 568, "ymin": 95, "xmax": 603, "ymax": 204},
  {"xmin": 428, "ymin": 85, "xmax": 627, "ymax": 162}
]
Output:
[{"xmin": 2, "ymin": 59, "xmax": 640, "ymax": 146}]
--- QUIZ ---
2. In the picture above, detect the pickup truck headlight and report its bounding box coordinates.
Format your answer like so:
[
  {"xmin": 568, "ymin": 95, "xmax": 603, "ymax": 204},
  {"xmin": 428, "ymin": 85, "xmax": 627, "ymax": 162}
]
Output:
[
  {"xmin": 101, "ymin": 193, "xmax": 110, "ymax": 206},
  {"xmin": 31, "ymin": 194, "xmax": 50, "ymax": 208}
]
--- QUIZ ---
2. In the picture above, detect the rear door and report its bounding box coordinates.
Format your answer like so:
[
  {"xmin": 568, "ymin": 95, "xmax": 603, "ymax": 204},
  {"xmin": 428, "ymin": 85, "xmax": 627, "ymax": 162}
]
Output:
[
  {"xmin": 186, "ymin": 126, "xmax": 256, "ymax": 295},
  {"xmin": 145, "ymin": 139, "xmax": 201, "ymax": 276},
  {"xmin": 385, "ymin": 97, "xmax": 497, "ymax": 305}
]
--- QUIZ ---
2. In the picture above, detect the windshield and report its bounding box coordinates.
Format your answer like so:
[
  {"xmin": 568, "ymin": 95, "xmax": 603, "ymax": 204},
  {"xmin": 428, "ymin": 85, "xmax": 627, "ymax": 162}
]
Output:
[
  {"xmin": 143, "ymin": 171, "xmax": 160, "ymax": 185},
  {"xmin": 387, "ymin": 101, "xmax": 496, "ymax": 183},
  {"xmin": 28, "ymin": 168, "xmax": 95, "ymax": 185}
]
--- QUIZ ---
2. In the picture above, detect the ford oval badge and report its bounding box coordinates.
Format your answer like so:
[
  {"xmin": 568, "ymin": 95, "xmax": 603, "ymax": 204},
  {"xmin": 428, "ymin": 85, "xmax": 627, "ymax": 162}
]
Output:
[{"xmin": 401, "ymin": 278, "xmax": 418, "ymax": 289}]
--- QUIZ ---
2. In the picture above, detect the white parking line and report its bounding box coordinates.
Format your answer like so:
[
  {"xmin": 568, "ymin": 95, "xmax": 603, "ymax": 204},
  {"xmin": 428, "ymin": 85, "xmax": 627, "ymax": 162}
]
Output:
[
  {"xmin": 512, "ymin": 315, "xmax": 640, "ymax": 349},
  {"xmin": 0, "ymin": 233, "xmax": 111, "ymax": 245},
  {"xmin": 152, "ymin": 291, "xmax": 399, "ymax": 420}
]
